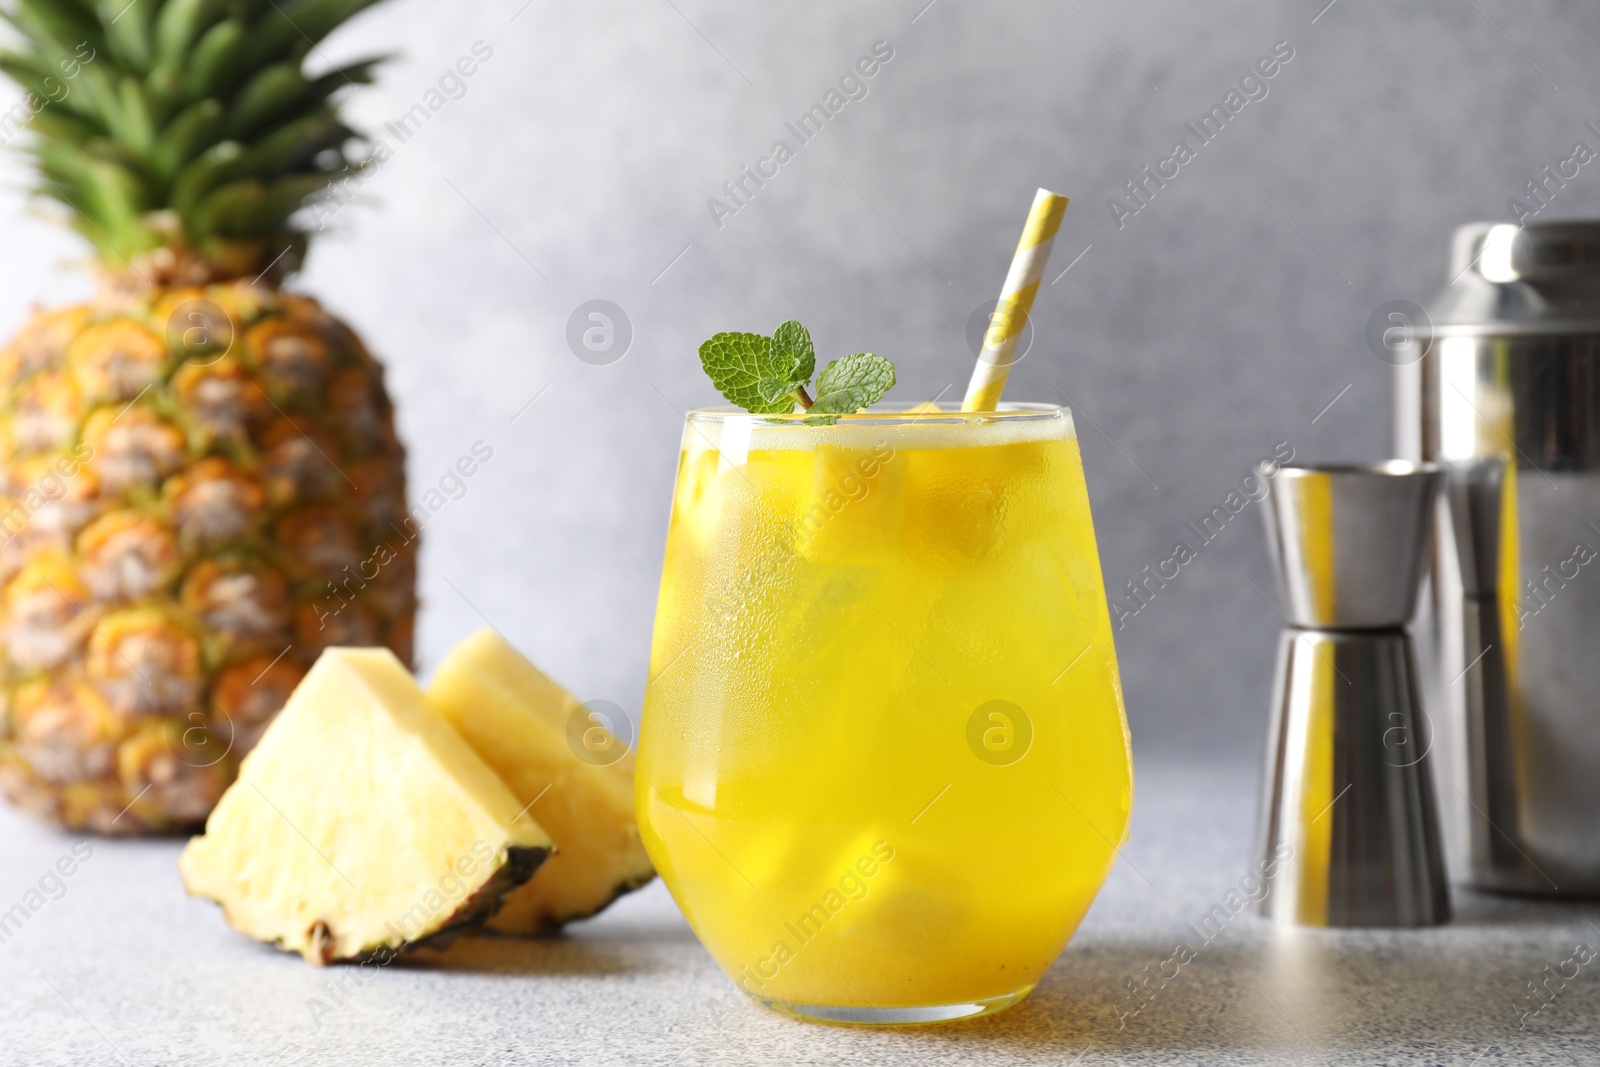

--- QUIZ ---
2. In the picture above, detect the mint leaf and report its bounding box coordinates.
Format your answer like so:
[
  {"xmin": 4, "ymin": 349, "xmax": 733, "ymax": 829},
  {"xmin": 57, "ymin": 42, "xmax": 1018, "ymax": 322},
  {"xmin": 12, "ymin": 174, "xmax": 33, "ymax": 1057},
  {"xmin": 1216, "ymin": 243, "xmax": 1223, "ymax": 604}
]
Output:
[
  {"xmin": 810, "ymin": 353, "xmax": 896, "ymax": 415},
  {"xmin": 770, "ymin": 321, "xmax": 815, "ymax": 384},
  {"xmin": 753, "ymin": 322, "xmax": 815, "ymax": 407},
  {"xmin": 698, "ymin": 332, "xmax": 794, "ymax": 414}
]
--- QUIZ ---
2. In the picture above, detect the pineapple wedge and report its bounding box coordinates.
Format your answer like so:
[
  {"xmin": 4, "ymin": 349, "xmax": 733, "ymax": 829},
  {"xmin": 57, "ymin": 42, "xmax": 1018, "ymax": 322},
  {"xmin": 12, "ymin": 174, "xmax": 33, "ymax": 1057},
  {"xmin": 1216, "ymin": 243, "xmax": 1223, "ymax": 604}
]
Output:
[
  {"xmin": 428, "ymin": 629, "xmax": 655, "ymax": 935},
  {"xmin": 180, "ymin": 648, "xmax": 552, "ymax": 964}
]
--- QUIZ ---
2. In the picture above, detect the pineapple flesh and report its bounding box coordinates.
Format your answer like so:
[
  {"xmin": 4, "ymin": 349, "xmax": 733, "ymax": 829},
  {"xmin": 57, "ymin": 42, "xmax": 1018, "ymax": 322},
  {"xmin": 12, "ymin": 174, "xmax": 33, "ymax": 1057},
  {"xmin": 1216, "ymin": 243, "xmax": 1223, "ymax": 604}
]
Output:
[
  {"xmin": 180, "ymin": 648, "xmax": 552, "ymax": 964},
  {"xmin": 0, "ymin": 0, "xmax": 413, "ymax": 831},
  {"xmin": 428, "ymin": 629, "xmax": 655, "ymax": 935}
]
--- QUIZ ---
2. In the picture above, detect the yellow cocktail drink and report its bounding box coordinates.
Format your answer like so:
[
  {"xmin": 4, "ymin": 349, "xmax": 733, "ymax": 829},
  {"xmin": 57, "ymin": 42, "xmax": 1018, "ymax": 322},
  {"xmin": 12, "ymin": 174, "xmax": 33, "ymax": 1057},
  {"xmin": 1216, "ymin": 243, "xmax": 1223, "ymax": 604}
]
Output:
[{"xmin": 637, "ymin": 403, "xmax": 1132, "ymax": 1024}]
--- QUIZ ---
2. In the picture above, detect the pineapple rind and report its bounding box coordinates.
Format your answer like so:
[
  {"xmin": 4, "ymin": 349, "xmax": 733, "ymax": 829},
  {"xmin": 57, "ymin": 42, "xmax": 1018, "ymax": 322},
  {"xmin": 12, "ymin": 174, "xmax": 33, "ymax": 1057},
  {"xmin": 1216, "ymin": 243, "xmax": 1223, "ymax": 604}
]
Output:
[
  {"xmin": 427, "ymin": 628, "xmax": 655, "ymax": 936},
  {"xmin": 0, "ymin": 283, "xmax": 414, "ymax": 834},
  {"xmin": 180, "ymin": 648, "xmax": 552, "ymax": 964}
]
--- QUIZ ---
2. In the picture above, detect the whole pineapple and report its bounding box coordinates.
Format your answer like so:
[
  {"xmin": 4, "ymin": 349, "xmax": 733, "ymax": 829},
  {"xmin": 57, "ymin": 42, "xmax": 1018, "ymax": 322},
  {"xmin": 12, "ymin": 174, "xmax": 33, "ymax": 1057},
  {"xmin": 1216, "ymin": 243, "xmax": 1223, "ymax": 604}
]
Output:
[{"xmin": 0, "ymin": 0, "xmax": 413, "ymax": 833}]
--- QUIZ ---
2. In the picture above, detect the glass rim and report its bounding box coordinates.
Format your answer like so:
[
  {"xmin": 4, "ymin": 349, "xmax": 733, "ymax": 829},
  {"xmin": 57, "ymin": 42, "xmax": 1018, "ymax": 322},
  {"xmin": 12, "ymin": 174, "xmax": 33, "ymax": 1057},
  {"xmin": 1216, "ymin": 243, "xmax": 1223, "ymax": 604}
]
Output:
[{"xmin": 683, "ymin": 401, "xmax": 1068, "ymax": 426}]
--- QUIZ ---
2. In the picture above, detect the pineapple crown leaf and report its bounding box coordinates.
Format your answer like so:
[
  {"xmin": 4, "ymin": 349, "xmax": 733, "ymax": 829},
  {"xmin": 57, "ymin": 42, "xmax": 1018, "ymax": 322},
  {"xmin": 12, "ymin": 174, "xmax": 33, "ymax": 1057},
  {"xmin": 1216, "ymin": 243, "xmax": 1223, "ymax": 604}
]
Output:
[{"xmin": 0, "ymin": 0, "xmax": 390, "ymax": 280}]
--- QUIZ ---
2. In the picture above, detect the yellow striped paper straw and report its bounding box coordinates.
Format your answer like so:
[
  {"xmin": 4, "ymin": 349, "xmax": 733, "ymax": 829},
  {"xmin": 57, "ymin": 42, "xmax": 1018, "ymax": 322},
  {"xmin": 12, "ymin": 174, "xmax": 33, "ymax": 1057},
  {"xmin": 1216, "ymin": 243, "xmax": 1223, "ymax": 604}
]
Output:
[{"xmin": 961, "ymin": 188, "xmax": 1070, "ymax": 412}]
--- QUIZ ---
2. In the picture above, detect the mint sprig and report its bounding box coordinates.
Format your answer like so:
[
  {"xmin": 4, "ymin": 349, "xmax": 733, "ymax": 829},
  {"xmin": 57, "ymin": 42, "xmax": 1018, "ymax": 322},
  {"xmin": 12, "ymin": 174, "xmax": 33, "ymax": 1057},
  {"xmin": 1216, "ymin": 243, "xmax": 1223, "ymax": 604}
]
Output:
[{"xmin": 698, "ymin": 320, "xmax": 895, "ymax": 419}]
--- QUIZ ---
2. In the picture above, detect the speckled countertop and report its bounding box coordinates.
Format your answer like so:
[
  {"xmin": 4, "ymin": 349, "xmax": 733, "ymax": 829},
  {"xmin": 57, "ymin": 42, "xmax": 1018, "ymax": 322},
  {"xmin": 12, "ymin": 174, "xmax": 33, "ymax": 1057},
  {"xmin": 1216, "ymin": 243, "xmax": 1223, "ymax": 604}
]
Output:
[{"xmin": 1, "ymin": 758, "xmax": 1595, "ymax": 1066}]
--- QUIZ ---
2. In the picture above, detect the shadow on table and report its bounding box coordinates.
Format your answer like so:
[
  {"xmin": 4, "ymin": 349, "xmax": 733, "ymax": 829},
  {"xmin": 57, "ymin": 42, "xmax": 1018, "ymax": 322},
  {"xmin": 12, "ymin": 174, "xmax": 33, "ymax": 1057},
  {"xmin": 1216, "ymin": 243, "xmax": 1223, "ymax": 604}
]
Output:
[
  {"xmin": 1451, "ymin": 887, "xmax": 1600, "ymax": 929},
  {"xmin": 395, "ymin": 920, "xmax": 702, "ymax": 978},
  {"xmin": 899, "ymin": 940, "xmax": 1267, "ymax": 1060},
  {"xmin": 889, "ymin": 926, "xmax": 1593, "ymax": 1062}
]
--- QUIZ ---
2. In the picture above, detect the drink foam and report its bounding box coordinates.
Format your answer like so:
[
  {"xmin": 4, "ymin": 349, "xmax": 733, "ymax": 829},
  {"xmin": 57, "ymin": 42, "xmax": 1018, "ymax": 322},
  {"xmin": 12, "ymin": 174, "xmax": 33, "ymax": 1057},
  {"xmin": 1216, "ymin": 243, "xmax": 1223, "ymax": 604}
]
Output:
[{"xmin": 682, "ymin": 408, "xmax": 1074, "ymax": 462}]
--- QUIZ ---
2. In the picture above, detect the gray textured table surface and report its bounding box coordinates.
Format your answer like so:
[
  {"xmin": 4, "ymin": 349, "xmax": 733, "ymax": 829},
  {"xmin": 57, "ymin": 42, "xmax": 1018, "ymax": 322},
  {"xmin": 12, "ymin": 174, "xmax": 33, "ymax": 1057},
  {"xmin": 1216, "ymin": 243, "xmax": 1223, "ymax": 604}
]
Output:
[{"xmin": 2, "ymin": 757, "xmax": 1596, "ymax": 1066}]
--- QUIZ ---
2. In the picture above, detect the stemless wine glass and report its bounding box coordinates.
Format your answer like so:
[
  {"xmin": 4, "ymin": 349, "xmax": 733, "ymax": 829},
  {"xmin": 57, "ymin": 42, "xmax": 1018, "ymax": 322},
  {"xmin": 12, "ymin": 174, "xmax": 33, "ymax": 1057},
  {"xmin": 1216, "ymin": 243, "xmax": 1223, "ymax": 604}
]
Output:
[{"xmin": 636, "ymin": 402, "xmax": 1132, "ymax": 1025}]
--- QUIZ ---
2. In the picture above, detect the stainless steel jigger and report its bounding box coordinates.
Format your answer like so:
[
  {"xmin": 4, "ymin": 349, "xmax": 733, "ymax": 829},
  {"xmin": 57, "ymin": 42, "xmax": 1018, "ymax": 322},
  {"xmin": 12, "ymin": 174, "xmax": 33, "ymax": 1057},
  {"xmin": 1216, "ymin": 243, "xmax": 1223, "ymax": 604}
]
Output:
[{"xmin": 1256, "ymin": 462, "xmax": 1451, "ymax": 927}]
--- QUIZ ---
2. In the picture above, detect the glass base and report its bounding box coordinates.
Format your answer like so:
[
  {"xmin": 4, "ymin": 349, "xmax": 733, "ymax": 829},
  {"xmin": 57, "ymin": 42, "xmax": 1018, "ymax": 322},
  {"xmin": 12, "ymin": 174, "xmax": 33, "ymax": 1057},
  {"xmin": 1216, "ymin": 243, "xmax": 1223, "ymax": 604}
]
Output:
[{"xmin": 753, "ymin": 985, "xmax": 1034, "ymax": 1027}]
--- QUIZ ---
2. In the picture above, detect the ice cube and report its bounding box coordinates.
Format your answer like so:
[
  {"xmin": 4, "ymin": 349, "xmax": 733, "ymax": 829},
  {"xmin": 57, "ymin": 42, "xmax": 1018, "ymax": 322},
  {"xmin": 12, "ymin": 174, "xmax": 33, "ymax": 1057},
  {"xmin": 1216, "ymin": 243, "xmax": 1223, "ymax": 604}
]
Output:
[{"xmin": 793, "ymin": 443, "xmax": 905, "ymax": 564}]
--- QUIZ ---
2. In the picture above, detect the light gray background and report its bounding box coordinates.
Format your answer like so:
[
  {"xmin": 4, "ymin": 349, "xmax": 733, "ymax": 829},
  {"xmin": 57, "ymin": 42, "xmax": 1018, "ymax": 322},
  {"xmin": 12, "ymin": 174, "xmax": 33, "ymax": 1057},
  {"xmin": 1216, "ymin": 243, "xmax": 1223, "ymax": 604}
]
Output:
[{"xmin": 3, "ymin": 0, "xmax": 1597, "ymax": 760}]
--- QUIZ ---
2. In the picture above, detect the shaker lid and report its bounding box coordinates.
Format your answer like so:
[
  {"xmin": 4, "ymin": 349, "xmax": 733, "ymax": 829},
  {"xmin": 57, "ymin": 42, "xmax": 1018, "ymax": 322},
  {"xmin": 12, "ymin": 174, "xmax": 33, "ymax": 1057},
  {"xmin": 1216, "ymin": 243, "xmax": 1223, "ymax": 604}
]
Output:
[{"xmin": 1426, "ymin": 220, "xmax": 1600, "ymax": 335}]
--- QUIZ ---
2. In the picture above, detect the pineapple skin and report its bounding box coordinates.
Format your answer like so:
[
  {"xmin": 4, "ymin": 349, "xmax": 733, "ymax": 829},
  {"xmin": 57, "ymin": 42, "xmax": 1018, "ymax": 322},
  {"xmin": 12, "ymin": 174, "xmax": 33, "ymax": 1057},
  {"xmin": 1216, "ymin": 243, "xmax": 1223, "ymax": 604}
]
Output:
[
  {"xmin": 428, "ymin": 628, "xmax": 656, "ymax": 935},
  {"xmin": 0, "ymin": 282, "xmax": 415, "ymax": 835}
]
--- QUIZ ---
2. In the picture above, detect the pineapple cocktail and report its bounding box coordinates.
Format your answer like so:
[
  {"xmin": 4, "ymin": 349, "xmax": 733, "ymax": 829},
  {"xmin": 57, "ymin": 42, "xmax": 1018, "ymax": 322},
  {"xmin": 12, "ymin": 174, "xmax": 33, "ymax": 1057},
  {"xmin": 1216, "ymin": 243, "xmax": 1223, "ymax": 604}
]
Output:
[{"xmin": 637, "ymin": 403, "xmax": 1132, "ymax": 1024}]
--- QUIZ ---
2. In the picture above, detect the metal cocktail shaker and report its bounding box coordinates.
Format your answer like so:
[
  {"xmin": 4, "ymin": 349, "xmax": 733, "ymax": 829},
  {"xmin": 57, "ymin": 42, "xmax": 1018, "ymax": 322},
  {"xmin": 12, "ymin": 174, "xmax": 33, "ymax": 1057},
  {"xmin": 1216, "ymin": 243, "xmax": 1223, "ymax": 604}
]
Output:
[
  {"xmin": 1256, "ymin": 463, "xmax": 1450, "ymax": 927},
  {"xmin": 1399, "ymin": 220, "xmax": 1600, "ymax": 896}
]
